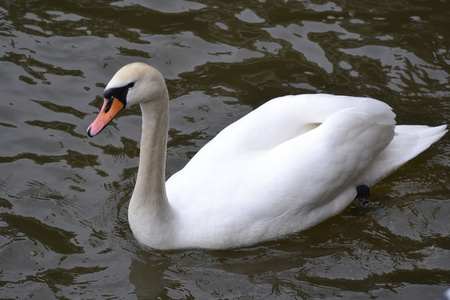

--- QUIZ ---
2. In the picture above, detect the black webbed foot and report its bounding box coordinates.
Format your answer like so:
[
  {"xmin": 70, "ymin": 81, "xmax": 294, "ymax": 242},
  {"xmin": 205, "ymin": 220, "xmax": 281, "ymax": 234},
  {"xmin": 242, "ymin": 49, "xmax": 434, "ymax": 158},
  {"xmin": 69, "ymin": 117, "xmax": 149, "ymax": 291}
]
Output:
[{"xmin": 356, "ymin": 185, "xmax": 370, "ymax": 207}]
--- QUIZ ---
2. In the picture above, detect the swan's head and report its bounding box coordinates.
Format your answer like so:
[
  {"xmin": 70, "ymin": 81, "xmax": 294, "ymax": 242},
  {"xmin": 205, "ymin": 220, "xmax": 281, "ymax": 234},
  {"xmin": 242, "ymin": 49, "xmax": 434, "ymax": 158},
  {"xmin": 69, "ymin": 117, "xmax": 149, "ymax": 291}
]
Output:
[{"xmin": 87, "ymin": 62, "xmax": 166, "ymax": 137}]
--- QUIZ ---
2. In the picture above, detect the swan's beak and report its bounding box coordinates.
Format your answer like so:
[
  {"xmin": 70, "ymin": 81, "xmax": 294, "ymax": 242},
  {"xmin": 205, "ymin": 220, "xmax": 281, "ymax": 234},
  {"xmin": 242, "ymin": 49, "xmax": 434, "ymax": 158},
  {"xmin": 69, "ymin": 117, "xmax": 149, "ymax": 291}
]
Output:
[{"xmin": 87, "ymin": 97, "xmax": 125, "ymax": 137}]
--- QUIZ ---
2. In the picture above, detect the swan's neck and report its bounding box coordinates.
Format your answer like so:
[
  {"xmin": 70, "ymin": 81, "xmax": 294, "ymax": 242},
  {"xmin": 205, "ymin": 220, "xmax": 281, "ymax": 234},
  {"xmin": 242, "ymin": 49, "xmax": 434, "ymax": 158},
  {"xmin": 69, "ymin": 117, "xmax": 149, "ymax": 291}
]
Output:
[
  {"xmin": 135, "ymin": 99, "xmax": 169, "ymax": 205},
  {"xmin": 129, "ymin": 92, "xmax": 174, "ymax": 245}
]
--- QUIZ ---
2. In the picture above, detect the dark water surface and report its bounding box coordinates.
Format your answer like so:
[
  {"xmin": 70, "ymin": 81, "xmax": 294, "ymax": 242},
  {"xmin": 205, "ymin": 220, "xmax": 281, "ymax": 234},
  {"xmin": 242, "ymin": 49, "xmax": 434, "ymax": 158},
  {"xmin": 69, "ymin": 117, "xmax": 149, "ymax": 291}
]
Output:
[{"xmin": 1, "ymin": 0, "xmax": 449, "ymax": 299}]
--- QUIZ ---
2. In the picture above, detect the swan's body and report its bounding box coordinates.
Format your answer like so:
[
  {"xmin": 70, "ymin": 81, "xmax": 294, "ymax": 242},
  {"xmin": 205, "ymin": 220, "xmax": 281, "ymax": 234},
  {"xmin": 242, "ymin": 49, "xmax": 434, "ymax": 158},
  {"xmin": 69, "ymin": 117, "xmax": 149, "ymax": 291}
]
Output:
[{"xmin": 87, "ymin": 62, "xmax": 447, "ymax": 250}]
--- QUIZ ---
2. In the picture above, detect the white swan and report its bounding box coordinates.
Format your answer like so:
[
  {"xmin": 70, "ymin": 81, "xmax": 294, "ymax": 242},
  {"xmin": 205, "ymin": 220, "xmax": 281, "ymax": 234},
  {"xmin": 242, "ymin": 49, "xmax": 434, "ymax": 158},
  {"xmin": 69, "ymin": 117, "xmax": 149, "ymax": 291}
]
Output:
[{"xmin": 87, "ymin": 62, "xmax": 447, "ymax": 250}]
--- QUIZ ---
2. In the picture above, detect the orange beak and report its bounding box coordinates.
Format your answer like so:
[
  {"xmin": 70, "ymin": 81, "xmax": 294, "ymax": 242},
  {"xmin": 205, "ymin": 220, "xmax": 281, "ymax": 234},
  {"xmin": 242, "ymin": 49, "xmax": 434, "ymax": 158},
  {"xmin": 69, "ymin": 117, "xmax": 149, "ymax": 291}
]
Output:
[{"xmin": 87, "ymin": 97, "xmax": 125, "ymax": 137}]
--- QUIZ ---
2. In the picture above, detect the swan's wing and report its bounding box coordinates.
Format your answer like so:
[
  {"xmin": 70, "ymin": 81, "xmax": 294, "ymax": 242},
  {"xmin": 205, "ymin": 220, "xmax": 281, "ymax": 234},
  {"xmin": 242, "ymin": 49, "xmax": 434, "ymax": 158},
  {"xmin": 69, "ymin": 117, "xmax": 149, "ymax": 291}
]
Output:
[
  {"xmin": 167, "ymin": 95, "xmax": 394, "ymax": 218},
  {"xmin": 246, "ymin": 104, "xmax": 395, "ymax": 220}
]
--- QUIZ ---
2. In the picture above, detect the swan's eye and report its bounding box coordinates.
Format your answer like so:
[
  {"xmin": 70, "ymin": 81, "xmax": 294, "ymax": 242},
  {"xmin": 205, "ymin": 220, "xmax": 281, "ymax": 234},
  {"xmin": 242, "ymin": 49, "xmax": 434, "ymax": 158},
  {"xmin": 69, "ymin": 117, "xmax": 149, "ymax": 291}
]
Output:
[
  {"xmin": 104, "ymin": 97, "xmax": 114, "ymax": 113},
  {"xmin": 127, "ymin": 82, "xmax": 135, "ymax": 89}
]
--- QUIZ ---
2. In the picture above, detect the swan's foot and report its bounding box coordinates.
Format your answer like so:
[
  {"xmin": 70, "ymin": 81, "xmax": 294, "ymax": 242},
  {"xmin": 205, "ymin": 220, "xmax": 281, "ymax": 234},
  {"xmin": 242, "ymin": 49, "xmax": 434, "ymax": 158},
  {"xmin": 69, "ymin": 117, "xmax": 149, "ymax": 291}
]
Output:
[
  {"xmin": 356, "ymin": 185, "xmax": 370, "ymax": 207},
  {"xmin": 352, "ymin": 185, "xmax": 386, "ymax": 216}
]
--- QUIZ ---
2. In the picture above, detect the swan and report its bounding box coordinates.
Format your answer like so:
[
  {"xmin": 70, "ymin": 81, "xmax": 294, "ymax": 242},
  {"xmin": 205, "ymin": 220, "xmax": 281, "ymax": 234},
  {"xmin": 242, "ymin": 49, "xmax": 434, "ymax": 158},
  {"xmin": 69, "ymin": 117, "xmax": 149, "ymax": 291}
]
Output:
[{"xmin": 87, "ymin": 62, "xmax": 447, "ymax": 250}]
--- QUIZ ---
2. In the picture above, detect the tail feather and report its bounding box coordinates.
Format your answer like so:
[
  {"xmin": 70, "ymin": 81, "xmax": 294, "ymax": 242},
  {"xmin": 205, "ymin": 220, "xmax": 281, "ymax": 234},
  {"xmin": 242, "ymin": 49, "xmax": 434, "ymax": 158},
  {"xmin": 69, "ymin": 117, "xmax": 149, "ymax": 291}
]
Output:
[
  {"xmin": 393, "ymin": 125, "xmax": 447, "ymax": 161},
  {"xmin": 357, "ymin": 125, "xmax": 447, "ymax": 186}
]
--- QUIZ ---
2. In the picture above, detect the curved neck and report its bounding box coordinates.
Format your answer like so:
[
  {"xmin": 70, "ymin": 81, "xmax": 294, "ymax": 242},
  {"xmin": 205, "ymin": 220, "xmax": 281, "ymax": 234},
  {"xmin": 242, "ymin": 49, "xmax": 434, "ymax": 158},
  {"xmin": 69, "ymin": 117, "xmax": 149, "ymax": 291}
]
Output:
[{"xmin": 130, "ymin": 92, "xmax": 170, "ymax": 216}]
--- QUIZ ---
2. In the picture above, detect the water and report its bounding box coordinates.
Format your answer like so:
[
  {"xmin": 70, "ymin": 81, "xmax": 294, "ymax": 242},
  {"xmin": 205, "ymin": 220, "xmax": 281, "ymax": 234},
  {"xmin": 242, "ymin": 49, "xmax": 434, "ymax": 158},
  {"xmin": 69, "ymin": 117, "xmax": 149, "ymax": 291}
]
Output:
[{"xmin": 1, "ymin": 0, "xmax": 449, "ymax": 299}]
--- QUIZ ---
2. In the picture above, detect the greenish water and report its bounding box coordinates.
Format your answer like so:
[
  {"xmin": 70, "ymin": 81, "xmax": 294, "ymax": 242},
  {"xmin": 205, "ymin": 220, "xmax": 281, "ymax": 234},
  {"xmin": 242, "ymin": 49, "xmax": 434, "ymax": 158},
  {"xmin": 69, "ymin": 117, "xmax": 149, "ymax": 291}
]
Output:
[{"xmin": 0, "ymin": 0, "xmax": 449, "ymax": 299}]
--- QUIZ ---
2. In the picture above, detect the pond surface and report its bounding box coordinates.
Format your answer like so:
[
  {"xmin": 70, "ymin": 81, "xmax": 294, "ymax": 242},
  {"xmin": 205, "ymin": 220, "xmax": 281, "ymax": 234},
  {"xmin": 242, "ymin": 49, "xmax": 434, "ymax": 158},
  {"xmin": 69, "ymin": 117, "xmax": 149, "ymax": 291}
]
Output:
[{"xmin": 1, "ymin": 0, "xmax": 449, "ymax": 299}]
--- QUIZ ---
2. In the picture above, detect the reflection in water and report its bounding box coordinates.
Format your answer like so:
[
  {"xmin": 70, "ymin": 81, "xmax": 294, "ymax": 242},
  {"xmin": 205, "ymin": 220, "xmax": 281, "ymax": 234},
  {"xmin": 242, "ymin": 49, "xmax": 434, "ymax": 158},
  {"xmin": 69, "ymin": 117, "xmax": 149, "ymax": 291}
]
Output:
[
  {"xmin": 1, "ymin": 213, "xmax": 83, "ymax": 254},
  {"xmin": 0, "ymin": 0, "xmax": 449, "ymax": 298},
  {"xmin": 0, "ymin": 150, "xmax": 99, "ymax": 168}
]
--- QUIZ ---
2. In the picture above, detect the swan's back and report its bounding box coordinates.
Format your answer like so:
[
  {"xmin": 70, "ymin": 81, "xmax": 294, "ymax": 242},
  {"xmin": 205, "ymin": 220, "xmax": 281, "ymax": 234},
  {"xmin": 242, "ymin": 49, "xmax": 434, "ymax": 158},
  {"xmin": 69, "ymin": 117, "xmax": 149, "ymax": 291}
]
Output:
[
  {"xmin": 163, "ymin": 94, "xmax": 447, "ymax": 248},
  {"xmin": 207, "ymin": 94, "xmax": 395, "ymax": 152}
]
